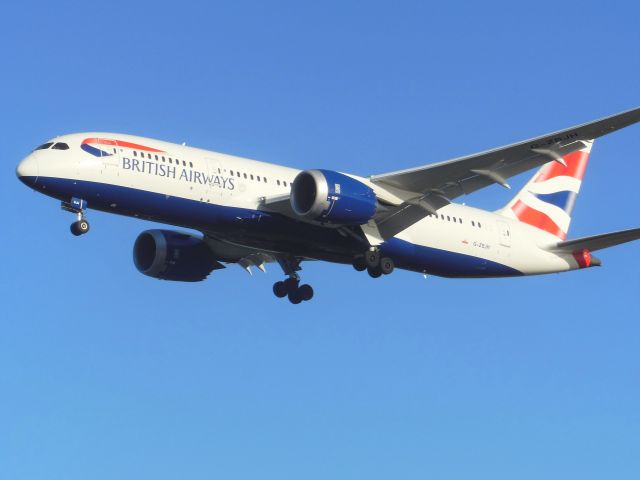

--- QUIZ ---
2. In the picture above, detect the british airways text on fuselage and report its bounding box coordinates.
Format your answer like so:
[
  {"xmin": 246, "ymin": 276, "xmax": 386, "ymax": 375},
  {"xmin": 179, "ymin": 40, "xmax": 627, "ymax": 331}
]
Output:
[{"xmin": 121, "ymin": 156, "xmax": 235, "ymax": 190}]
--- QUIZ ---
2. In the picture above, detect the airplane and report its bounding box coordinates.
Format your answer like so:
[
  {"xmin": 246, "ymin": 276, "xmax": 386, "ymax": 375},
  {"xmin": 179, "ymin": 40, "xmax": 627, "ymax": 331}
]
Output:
[{"xmin": 16, "ymin": 107, "xmax": 640, "ymax": 303}]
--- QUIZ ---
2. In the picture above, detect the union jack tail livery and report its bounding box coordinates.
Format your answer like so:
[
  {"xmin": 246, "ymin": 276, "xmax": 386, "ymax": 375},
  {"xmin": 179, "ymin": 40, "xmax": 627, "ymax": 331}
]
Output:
[{"xmin": 500, "ymin": 140, "xmax": 593, "ymax": 240}]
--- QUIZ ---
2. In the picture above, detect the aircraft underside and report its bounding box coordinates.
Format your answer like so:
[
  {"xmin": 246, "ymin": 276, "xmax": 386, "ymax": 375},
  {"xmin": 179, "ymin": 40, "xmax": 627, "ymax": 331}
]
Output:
[{"xmin": 28, "ymin": 175, "xmax": 522, "ymax": 280}]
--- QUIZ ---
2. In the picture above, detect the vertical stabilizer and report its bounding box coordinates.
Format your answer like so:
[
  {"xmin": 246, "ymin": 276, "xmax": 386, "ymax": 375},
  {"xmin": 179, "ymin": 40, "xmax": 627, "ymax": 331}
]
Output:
[{"xmin": 498, "ymin": 140, "xmax": 593, "ymax": 240}]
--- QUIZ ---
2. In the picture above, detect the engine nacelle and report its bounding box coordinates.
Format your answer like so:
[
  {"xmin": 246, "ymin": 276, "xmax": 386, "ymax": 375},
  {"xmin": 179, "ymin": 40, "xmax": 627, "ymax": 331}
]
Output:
[
  {"xmin": 290, "ymin": 169, "xmax": 377, "ymax": 225},
  {"xmin": 133, "ymin": 230, "xmax": 220, "ymax": 282}
]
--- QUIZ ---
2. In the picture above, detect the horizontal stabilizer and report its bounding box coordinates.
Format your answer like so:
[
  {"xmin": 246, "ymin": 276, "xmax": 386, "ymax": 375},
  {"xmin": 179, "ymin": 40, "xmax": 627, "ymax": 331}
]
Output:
[{"xmin": 547, "ymin": 227, "xmax": 640, "ymax": 253}]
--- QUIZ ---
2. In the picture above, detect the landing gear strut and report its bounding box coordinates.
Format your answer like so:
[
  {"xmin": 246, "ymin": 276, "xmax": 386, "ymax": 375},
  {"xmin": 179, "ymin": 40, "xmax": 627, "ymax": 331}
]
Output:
[
  {"xmin": 62, "ymin": 198, "xmax": 90, "ymax": 236},
  {"xmin": 353, "ymin": 248, "xmax": 394, "ymax": 278},
  {"xmin": 273, "ymin": 256, "xmax": 314, "ymax": 304}
]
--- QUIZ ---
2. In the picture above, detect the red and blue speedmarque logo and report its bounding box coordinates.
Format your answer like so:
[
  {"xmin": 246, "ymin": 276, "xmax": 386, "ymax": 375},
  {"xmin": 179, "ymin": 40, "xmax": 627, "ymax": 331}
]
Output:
[{"xmin": 81, "ymin": 138, "xmax": 165, "ymax": 157}]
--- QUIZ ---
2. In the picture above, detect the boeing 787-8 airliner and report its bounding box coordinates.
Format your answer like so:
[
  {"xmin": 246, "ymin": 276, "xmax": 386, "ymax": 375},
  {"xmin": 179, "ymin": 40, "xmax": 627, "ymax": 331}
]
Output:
[{"xmin": 16, "ymin": 108, "xmax": 640, "ymax": 303}]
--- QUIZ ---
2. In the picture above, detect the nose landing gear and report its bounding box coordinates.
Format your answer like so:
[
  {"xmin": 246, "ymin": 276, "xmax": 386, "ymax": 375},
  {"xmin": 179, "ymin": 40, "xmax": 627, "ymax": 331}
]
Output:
[
  {"xmin": 70, "ymin": 216, "xmax": 90, "ymax": 236},
  {"xmin": 62, "ymin": 198, "xmax": 90, "ymax": 236}
]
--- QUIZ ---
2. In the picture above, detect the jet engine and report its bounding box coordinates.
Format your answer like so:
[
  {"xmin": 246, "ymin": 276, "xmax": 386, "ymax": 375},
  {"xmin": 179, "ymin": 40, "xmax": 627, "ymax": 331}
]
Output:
[
  {"xmin": 290, "ymin": 169, "xmax": 377, "ymax": 225},
  {"xmin": 133, "ymin": 229, "xmax": 222, "ymax": 282}
]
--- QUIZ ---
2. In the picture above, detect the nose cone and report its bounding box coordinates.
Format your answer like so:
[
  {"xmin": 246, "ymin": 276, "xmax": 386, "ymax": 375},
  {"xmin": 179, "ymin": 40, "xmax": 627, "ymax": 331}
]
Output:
[{"xmin": 16, "ymin": 153, "xmax": 39, "ymax": 186}]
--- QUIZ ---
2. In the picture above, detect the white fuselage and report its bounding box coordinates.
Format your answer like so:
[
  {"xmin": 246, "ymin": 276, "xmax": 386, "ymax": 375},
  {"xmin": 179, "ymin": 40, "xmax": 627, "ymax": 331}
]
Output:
[{"xmin": 17, "ymin": 132, "xmax": 583, "ymax": 277}]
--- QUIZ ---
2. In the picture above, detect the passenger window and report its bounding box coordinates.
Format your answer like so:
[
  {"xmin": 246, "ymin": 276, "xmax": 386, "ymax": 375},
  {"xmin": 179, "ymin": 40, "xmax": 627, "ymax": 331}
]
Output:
[
  {"xmin": 471, "ymin": 221, "xmax": 475, "ymax": 226},
  {"xmin": 478, "ymin": 222, "xmax": 482, "ymax": 228},
  {"xmin": 162, "ymin": 156, "xmax": 166, "ymax": 162},
  {"xmin": 52, "ymin": 143, "xmax": 69, "ymax": 150},
  {"xmin": 250, "ymin": 174, "xmax": 254, "ymax": 180},
  {"xmin": 283, "ymin": 181, "xmax": 287, "ymax": 187},
  {"xmin": 447, "ymin": 216, "xmax": 450, "ymax": 221},
  {"xmin": 189, "ymin": 162, "xmax": 193, "ymax": 168},
  {"xmin": 155, "ymin": 155, "xmax": 159, "ymax": 160},
  {"xmin": 230, "ymin": 170, "xmax": 234, "ymax": 176},
  {"xmin": 264, "ymin": 177, "xmax": 267, "ymax": 183},
  {"xmin": 257, "ymin": 176, "xmax": 261, "ymax": 182},
  {"xmin": 183, "ymin": 161, "xmax": 187, "ymax": 166},
  {"xmin": 244, "ymin": 173, "xmax": 247, "ymax": 179},
  {"xmin": 34, "ymin": 142, "xmax": 53, "ymax": 150}
]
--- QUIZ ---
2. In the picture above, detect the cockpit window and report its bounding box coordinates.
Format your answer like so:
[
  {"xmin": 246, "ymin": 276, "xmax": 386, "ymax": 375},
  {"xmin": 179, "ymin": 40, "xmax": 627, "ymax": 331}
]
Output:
[
  {"xmin": 52, "ymin": 142, "xmax": 69, "ymax": 150},
  {"xmin": 34, "ymin": 142, "xmax": 53, "ymax": 150}
]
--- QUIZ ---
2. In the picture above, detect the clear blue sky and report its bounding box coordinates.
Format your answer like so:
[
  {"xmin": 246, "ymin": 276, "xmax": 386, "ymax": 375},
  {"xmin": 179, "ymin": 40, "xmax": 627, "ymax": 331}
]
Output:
[{"xmin": 1, "ymin": 1, "xmax": 639, "ymax": 479}]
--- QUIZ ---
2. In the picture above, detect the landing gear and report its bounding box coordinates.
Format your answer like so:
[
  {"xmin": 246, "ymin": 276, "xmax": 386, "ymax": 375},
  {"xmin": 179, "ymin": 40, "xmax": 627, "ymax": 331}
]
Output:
[
  {"xmin": 274, "ymin": 256, "xmax": 314, "ymax": 304},
  {"xmin": 353, "ymin": 248, "xmax": 394, "ymax": 278},
  {"xmin": 352, "ymin": 255, "xmax": 367, "ymax": 271},
  {"xmin": 273, "ymin": 280, "xmax": 288, "ymax": 298},
  {"xmin": 62, "ymin": 198, "xmax": 90, "ymax": 237},
  {"xmin": 380, "ymin": 256, "xmax": 395, "ymax": 275},
  {"xmin": 272, "ymin": 278, "xmax": 314, "ymax": 304},
  {"xmin": 70, "ymin": 219, "xmax": 90, "ymax": 236}
]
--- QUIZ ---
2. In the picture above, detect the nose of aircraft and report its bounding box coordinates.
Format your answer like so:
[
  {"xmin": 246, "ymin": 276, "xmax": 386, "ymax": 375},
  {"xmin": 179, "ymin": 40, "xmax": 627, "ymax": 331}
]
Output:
[{"xmin": 16, "ymin": 153, "xmax": 39, "ymax": 186}]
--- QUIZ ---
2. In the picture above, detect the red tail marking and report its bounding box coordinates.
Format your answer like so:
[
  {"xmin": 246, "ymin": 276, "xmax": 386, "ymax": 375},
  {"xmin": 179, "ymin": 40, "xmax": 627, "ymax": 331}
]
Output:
[
  {"xmin": 511, "ymin": 200, "xmax": 566, "ymax": 239},
  {"xmin": 535, "ymin": 149, "xmax": 589, "ymax": 182}
]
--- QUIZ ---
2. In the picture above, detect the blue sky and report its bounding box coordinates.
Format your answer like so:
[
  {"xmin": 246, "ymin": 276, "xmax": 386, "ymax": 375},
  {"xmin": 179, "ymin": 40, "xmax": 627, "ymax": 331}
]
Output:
[{"xmin": 1, "ymin": 1, "xmax": 639, "ymax": 479}]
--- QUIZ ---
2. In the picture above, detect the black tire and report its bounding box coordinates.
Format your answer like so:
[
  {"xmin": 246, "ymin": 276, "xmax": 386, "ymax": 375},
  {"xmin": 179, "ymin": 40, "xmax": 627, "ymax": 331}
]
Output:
[
  {"xmin": 70, "ymin": 222, "xmax": 81, "ymax": 236},
  {"xmin": 78, "ymin": 219, "xmax": 90, "ymax": 234},
  {"xmin": 284, "ymin": 277, "xmax": 299, "ymax": 294},
  {"xmin": 273, "ymin": 281, "xmax": 287, "ymax": 298},
  {"xmin": 352, "ymin": 255, "xmax": 367, "ymax": 272},
  {"xmin": 288, "ymin": 290, "xmax": 302, "ymax": 304},
  {"xmin": 367, "ymin": 265, "xmax": 382, "ymax": 278},
  {"xmin": 380, "ymin": 257, "xmax": 394, "ymax": 275},
  {"xmin": 298, "ymin": 284, "xmax": 314, "ymax": 301},
  {"xmin": 365, "ymin": 250, "xmax": 380, "ymax": 268}
]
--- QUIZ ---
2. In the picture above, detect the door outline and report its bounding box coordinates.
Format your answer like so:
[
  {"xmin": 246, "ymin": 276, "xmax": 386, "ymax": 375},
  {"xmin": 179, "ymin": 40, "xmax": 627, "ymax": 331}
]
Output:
[{"xmin": 497, "ymin": 220, "xmax": 511, "ymax": 247}]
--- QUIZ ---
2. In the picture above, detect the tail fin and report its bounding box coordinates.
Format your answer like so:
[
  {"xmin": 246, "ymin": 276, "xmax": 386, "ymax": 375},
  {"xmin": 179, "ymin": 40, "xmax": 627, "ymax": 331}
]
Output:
[{"xmin": 498, "ymin": 140, "xmax": 594, "ymax": 240}]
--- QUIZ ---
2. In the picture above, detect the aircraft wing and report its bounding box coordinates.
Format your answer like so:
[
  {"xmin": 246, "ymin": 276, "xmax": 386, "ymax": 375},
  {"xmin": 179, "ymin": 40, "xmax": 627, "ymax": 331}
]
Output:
[
  {"xmin": 368, "ymin": 107, "xmax": 640, "ymax": 239},
  {"xmin": 370, "ymin": 107, "xmax": 640, "ymax": 200}
]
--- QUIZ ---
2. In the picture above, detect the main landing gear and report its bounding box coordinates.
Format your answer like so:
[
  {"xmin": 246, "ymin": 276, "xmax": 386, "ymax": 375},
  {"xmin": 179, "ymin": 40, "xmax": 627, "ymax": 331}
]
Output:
[
  {"xmin": 352, "ymin": 248, "xmax": 394, "ymax": 278},
  {"xmin": 273, "ymin": 256, "xmax": 314, "ymax": 304},
  {"xmin": 62, "ymin": 198, "xmax": 90, "ymax": 236},
  {"xmin": 273, "ymin": 277, "xmax": 314, "ymax": 304}
]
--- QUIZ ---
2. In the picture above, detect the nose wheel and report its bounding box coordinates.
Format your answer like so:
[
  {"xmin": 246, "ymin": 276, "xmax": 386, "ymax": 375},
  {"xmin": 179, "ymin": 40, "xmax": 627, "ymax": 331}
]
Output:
[
  {"xmin": 62, "ymin": 198, "xmax": 90, "ymax": 236},
  {"xmin": 70, "ymin": 218, "xmax": 90, "ymax": 236}
]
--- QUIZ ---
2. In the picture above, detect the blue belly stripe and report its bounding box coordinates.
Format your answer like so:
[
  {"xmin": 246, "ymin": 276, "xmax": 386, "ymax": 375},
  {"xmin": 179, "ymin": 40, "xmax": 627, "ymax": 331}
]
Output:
[
  {"xmin": 382, "ymin": 237, "xmax": 522, "ymax": 278},
  {"xmin": 20, "ymin": 175, "xmax": 522, "ymax": 278}
]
